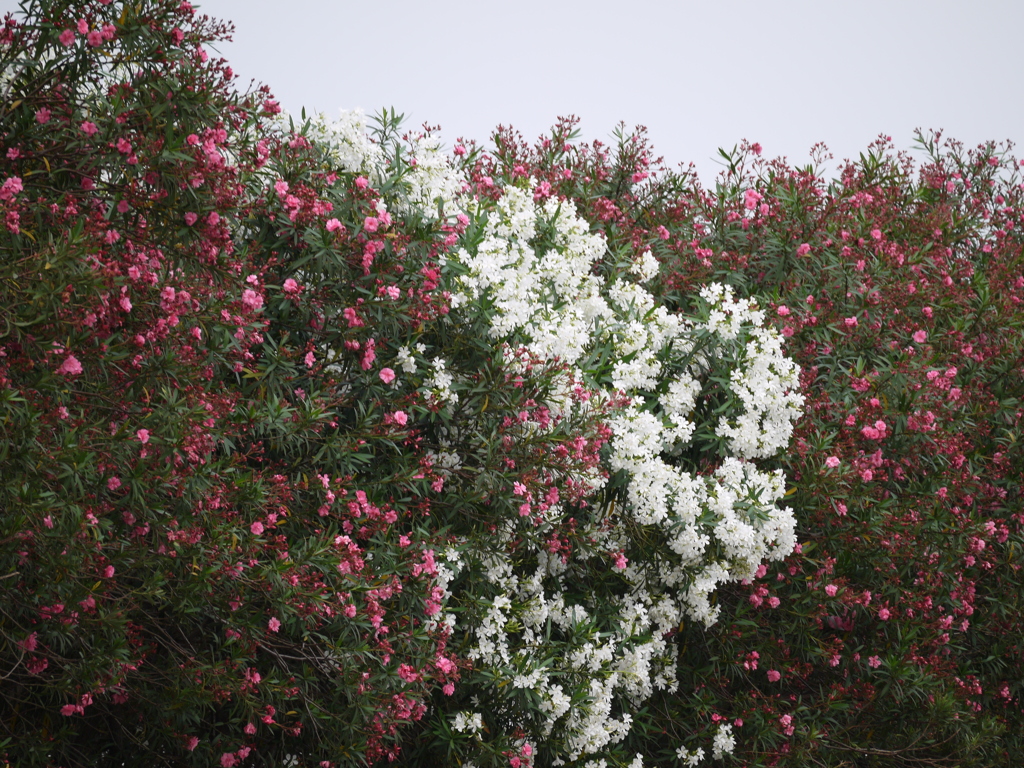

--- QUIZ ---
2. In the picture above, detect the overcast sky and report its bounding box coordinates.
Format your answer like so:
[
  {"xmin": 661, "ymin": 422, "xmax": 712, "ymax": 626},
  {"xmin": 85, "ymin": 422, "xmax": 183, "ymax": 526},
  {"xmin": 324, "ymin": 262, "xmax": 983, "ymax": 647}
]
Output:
[{"xmin": 7, "ymin": 0, "xmax": 1023, "ymax": 183}]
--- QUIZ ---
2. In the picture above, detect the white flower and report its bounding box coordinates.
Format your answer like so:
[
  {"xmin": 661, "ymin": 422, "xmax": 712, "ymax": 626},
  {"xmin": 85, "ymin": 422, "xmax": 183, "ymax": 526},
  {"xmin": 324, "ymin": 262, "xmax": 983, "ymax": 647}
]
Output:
[
  {"xmin": 395, "ymin": 133, "xmax": 465, "ymax": 219},
  {"xmin": 305, "ymin": 109, "xmax": 383, "ymax": 177},
  {"xmin": 712, "ymin": 723, "xmax": 736, "ymax": 760},
  {"xmin": 423, "ymin": 356, "xmax": 459, "ymax": 405},
  {"xmin": 396, "ymin": 345, "xmax": 417, "ymax": 373},
  {"xmin": 676, "ymin": 746, "xmax": 705, "ymax": 766},
  {"xmin": 453, "ymin": 711, "xmax": 484, "ymax": 734}
]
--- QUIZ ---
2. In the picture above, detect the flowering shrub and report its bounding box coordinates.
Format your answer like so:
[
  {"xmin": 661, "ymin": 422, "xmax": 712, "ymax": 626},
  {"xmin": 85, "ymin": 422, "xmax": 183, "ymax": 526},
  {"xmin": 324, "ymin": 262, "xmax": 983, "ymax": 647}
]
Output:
[
  {"xmin": 0, "ymin": 2, "xmax": 464, "ymax": 765},
  {"xmin": 484, "ymin": 123, "xmax": 1024, "ymax": 766},
  {"xmin": 3, "ymin": 2, "xmax": 1021, "ymax": 768},
  {"xmin": 1, "ymin": 2, "xmax": 802, "ymax": 766}
]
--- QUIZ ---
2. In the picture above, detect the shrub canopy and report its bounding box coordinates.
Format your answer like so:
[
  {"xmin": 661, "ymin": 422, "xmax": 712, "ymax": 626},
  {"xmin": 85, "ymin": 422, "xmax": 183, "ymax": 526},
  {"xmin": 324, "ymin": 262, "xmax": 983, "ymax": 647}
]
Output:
[{"xmin": 2, "ymin": 2, "xmax": 1023, "ymax": 768}]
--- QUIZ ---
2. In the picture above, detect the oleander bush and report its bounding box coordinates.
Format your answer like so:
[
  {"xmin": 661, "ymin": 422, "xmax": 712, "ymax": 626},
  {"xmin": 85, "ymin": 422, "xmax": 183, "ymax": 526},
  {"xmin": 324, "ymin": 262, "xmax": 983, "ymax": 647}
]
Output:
[{"xmin": 2, "ymin": 1, "xmax": 1022, "ymax": 768}]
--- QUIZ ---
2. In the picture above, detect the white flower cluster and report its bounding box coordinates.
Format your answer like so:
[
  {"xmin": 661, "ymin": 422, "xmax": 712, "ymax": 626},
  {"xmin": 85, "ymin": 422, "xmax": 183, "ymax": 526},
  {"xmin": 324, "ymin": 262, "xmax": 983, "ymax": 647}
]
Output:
[
  {"xmin": 453, "ymin": 711, "xmax": 485, "ymax": 735},
  {"xmin": 441, "ymin": 178, "xmax": 804, "ymax": 762},
  {"xmin": 676, "ymin": 746, "xmax": 705, "ymax": 766},
  {"xmin": 394, "ymin": 133, "xmax": 466, "ymax": 220},
  {"xmin": 423, "ymin": 356, "xmax": 459, "ymax": 405},
  {"xmin": 699, "ymin": 284, "xmax": 804, "ymax": 460},
  {"xmin": 449, "ymin": 185, "xmax": 802, "ymax": 618},
  {"xmin": 467, "ymin": 558, "xmax": 648, "ymax": 761},
  {"xmin": 303, "ymin": 112, "xmax": 465, "ymax": 222},
  {"xmin": 395, "ymin": 343, "xmax": 423, "ymax": 374},
  {"xmin": 302, "ymin": 109, "xmax": 383, "ymax": 178},
  {"xmin": 711, "ymin": 723, "xmax": 736, "ymax": 760},
  {"xmin": 450, "ymin": 186, "xmax": 610, "ymax": 366}
]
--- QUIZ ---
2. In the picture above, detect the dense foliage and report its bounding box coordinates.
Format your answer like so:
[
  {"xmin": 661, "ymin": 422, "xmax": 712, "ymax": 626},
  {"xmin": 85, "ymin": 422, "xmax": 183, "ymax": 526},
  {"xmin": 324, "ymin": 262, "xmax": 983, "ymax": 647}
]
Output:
[{"xmin": 1, "ymin": 1, "xmax": 1022, "ymax": 768}]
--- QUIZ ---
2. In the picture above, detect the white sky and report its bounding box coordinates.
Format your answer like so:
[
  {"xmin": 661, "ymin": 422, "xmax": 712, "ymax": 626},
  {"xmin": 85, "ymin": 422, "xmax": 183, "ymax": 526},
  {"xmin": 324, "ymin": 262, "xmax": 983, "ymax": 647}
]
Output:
[{"xmin": 6, "ymin": 0, "xmax": 1023, "ymax": 183}]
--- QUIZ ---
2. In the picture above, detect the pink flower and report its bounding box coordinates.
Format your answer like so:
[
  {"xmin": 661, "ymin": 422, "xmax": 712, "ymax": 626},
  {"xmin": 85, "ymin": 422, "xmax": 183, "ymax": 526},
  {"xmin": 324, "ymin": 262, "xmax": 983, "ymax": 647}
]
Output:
[
  {"xmin": 360, "ymin": 342, "xmax": 376, "ymax": 370},
  {"xmin": 442, "ymin": 683, "xmax": 455, "ymax": 695},
  {"xmin": 825, "ymin": 584, "xmax": 838, "ymax": 597},
  {"xmin": 244, "ymin": 722, "xmax": 257, "ymax": 735},
  {"xmin": 354, "ymin": 176, "xmax": 368, "ymax": 189},
  {"xmin": 796, "ymin": 243, "xmax": 811, "ymax": 256},
  {"xmin": 776, "ymin": 305, "xmax": 790, "ymax": 316},
  {"xmin": 283, "ymin": 278, "xmax": 301, "ymax": 294},
  {"xmin": 35, "ymin": 107, "xmax": 51, "ymax": 123},
  {"xmin": 325, "ymin": 218, "xmax": 344, "ymax": 233},
  {"xmin": 185, "ymin": 737, "xmax": 199, "ymax": 751},
  {"xmin": 80, "ymin": 121, "xmax": 98, "ymax": 136},
  {"xmin": 844, "ymin": 316, "xmax": 858, "ymax": 328},
  {"xmin": 878, "ymin": 607, "xmax": 891, "ymax": 620},
  {"xmin": 304, "ymin": 351, "xmax": 316, "ymax": 368},
  {"xmin": 392, "ymin": 410, "xmax": 408, "ymax": 426},
  {"xmin": 59, "ymin": 29, "xmax": 75, "ymax": 46},
  {"xmin": 136, "ymin": 429, "xmax": 150, "ymax": 444},
  {"xmin": 61, "ymin": 704, "xmax": 79, "ymax": 716},
  {"xmin": 56, "ymin": 355, "xmax": 83, "ymax": 376},
  {"xmin": 825, "ymin": 456, "xmax": 840, "ymax": 468},
  {"xmin": 274, "ymin": 180, "xmax": 289, "ymax": 196},
  {"xmin": 363, "ymin": 216, "xmax": 379, "ymax": 232},
  {"xmin": 0, "ymin": 176, "xmax": 23, "ymax": 201},
  {"xmin": 379, "ymin": 367, "xmax": 396, "ymax": 384},
  {"xmin": 913, "ymin": 330, "xmax": 927, "ymax": 343},
  {"xmin": 251, "ymin": 521, "xmax": 264, "ymax": 535},
  {"xmin": 87, "ymin": 30, "xmax": 103, "ymax": 47},
  {"xmin": 184, "ymin": 212, "xmax": 198, "ymax": 225},
  {"xmin": 767, "ymin": 669, "xmax": 781, "ymax": 682},
  {"xmin": 103, "ymin": 566, "xmax": 115, "ymax": 578},
  {"xmin": 860, "ymin": 469, "xmax": 873, "ymax": 482},
  {"xmin": 19, "ymin": 632, "xmax": 38, "ymax": 652},
  {"xmin": 344, "ymin": 604, "xmax": 357, "ymax": 618},
  {"xmin": 107, "ymin": 476, "xmax": 121, "ymax": 491},
  {"xmin": 268, "ymin": 617, "xmax": 281, "ymax": 632},
  {"xmin": 868, "ymin": 655, "xmax": 882, "ymax": 668},
  {"xmin": 241, "ymin": 288, "xmax": 263, "ymax": 311},
  {"xmin": 116, "ymin": 138, "xmax": 132, "ymax": 154},
  {"xmin": 220, "ymin": 753, "xmax": 237, "ymax": 768}
]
